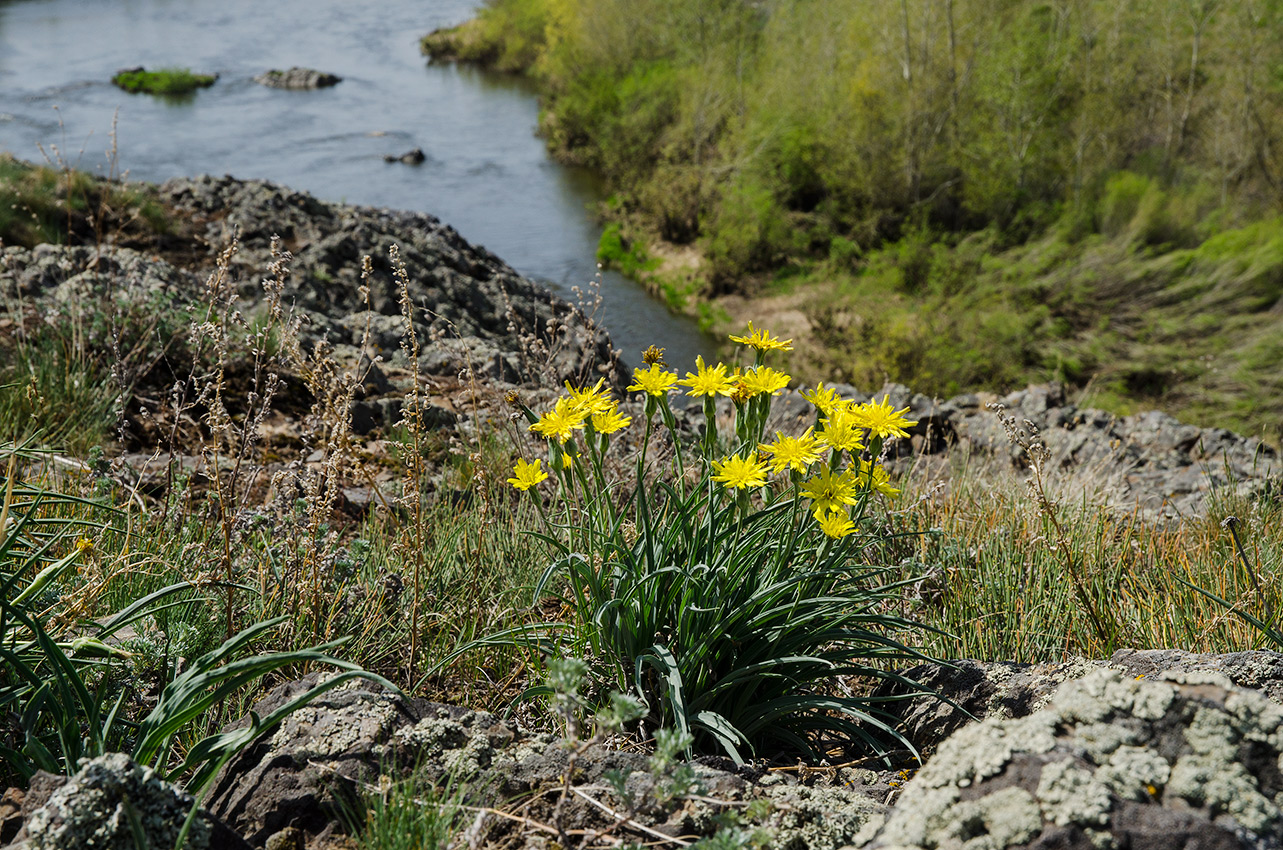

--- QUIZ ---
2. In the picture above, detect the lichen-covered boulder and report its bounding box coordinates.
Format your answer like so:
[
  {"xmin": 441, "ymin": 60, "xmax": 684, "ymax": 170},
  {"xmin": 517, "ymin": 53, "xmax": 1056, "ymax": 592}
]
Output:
[
  {"xmin": 9, "ymin": 753, "xmax": 250, "ymax": 850},
  {"xmin": 882, "ymin": 649, "xmax": 1283, "ymax": 759},
  {"xmin": 858, "ymin": 668, "xmax": 1283, "ymax": 849}
]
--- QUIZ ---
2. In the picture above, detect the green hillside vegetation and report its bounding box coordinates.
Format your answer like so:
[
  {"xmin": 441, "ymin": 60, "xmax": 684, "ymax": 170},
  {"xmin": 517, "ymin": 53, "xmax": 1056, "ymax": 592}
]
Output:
[{"xmin": 424, "ymin": 0, "xmax": 1283, "ymax": 444}]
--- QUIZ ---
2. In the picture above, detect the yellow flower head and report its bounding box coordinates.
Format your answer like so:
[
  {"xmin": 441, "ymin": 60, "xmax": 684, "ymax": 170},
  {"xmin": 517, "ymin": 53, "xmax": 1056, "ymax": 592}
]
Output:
[
  {"xmin": 801, "ymin": 466, "xmax": 860, "ymax": 515},
  {"xmin": 564, "ymin": 378, "xmax": 613, "ymax": 418},
  {"xmin": 627, "ymin": 363, "xmax": 680, "ymax": 397},
  {"xmin": 507, "ymin": 458, "xmax": 549, "ymax": 491},
  {"xmin": 815, "ymin": 510, "xmax": 856, "ymax": 539},
  {"xmin": 851, "ymin": 396, "xmax": 918, "ymax": 440},
  {"xmin": 737, "ymin": 366, "xmax": 791, "ymax": 398},
  {"xmin": 801, "ymin": 382, "xmax": 844, "ymax": 416},
  {"xmin": 758, "ymin": 428, "xmax": 824, "ymax": 473},
  {"xmin": 710, "ymin": 452, "xmax": 771, "ymax": 490},
  {"xmin": 679, "ymin": 356, "xmax": 736, "ymax": 398},
  {"xmin": 816, "ymin": 404, "xmax": 866, "ymax": 453},
  {"xmin": 729, "ymin": 321, "xmax": 793, "ymax": 352},
  {"xmin": 859, "ymin": 459, "xmax": 900, "ymax": 498},
  {"xmin": 531, "ymin": 396, "xmax": 588, "ymax": 444},
  {"xmin": 75, "ymin": 536, "xmax": 93, "ymax": 553},
  {"xmin": 592, "ymin": 404, "xmax": 632, "ymax": 434}
]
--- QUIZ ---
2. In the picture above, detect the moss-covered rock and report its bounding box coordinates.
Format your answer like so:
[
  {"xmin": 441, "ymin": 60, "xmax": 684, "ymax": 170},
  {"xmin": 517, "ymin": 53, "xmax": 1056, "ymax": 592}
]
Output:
[{"xmin": 111, "ymin": 66, "xmax": 217, "ymax": 95}]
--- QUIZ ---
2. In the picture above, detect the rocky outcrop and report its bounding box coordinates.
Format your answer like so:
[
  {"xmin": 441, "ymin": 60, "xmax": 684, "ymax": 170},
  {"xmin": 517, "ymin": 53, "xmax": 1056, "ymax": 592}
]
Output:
[
  {"xmin": 859, "ymin": 668, "xmax": 1283, "ymax": 849},
  {"xmin": 200, "ymin": 674, "xmax": 890, "ymax": 850},
  {"xmin": 158, "ymin": 174, "xmax": 624, "ymax": 389},
  {"xmin": 8, "ymin": 753, "xmax": 250, "ymax": 850},
  {"xmin": 253, "ymin": 68, "xmax": 341, "ymax": 89},
  {"xmin": 768, "ymin": 381, "xmax": 1278, "ymax": 519}
]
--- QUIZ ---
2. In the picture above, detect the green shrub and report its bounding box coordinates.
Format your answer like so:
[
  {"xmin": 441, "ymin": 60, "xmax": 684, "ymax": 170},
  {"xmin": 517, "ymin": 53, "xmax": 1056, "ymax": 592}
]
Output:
[{"xmin": 596, "ymin": 223, "xmax": 657, "ymax": 276}]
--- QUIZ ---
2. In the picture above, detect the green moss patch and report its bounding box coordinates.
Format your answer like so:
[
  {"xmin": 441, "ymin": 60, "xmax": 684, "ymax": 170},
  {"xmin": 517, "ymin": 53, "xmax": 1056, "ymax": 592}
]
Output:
[{"xmin": 111, "ymin": 66, "xmax": 217, "ymax": 96}]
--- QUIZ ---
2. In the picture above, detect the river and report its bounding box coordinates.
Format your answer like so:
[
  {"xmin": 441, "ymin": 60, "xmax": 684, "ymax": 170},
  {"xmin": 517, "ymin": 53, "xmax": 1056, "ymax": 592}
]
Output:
[{"xmin": 0, "ymin": 0, "xmax": 712, "ymax": 369}]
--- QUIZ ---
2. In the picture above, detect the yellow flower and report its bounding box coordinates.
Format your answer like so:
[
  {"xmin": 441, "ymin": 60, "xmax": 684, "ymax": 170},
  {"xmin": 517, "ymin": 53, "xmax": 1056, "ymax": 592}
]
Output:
[
  {"xmin": 815, "ymin": 404, "xmax": 866, "ymax": 453},
  {"xmin": 507, "ymin": 458, "xmax": 549, "ymax": 491},
  {"xmin": 679, "ymin": 356, "xmax": 736, "ymax": 398},
  {"xmin": 729, "ymin": 321, "xmax": 793, "ymax": 352},
  {"xmin": 531, "ymin": 396, "xmax": 588, "ymax": 443},
  {"xmin": 859, "ymin": 460, "xmax": 900, "ymax": 497},
  {"xmin": 758, "ymin": 428, "xmax": 824, "ymax": 473},
  {"xmin": 627, "ymin": 363, "xmax": 680, "ymax": 397},
  {"xmin": 801, "ymin": 466, "xmax": 860, "ymax": 515},
  {"xmin": 815, "ymin": 511, "xmax": 856, "ymax": 539},
  {"xmin": 737, "ymin": 366, "xmax": 791, "ymax": 398},
  {"xmin": 851, "ymin": 396, "xmax": 918, "ymax": 440},
  {"xmin": 564, "ymin": 378, "xmax": 613, "ymax": 418},
  {"xmin": 801, "ymin": 382, "xmax": 843, "ymax": 416},
  {"xmin": 592, "ymin": 405, "xmax": 632, "ymax": 434},
  {"xmin": 710, "ymin": 452, "xmax": 771, "ymax": 490},
  {"xmin": 75, "ymin": 536, "xmax": 93, "ymax": 553}
]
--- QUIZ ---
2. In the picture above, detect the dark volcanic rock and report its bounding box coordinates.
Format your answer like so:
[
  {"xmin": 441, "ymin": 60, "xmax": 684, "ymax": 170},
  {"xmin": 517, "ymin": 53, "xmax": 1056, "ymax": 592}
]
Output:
[
  {"xmin": 204, "ymin": 675, "xmax": 887, "ymax": 850},
  {"xmin": 202, "ymin": 674, "xmax": 515, "ymax": 848},
  {"xmin": 159, "ymin": 174, "xmax": 624, "ymax": 390},
  {"xmin": 382, "ymin": 147, "xmax": 426, "ymax": 165},
  {"xmin": 253, "ymin": 67, "xmax": 342, "ymax": 89},
  {"xmin": 767, "ymin": 380, "xmax": 1278, "ymax": 519}
]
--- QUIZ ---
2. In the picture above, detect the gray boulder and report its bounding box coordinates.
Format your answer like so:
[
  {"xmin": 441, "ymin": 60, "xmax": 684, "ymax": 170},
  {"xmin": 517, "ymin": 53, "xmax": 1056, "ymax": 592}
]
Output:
[
  {"xmin": 253, "ymin": 68, "xmax": 341, "ymax": 89},
  {"xmin": 859, "ymin": 667, "xmax": 1283, "ymax": 849},
  {"xmin": 9, "ymin": 753, "xmax": 250, "ymax": 850}
]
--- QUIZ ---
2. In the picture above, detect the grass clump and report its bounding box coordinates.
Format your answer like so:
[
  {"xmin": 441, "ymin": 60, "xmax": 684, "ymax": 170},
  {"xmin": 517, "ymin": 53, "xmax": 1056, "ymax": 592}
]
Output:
[{"xmin": 111, "ymin": 67, "xmax": 218, "ymax": 96}]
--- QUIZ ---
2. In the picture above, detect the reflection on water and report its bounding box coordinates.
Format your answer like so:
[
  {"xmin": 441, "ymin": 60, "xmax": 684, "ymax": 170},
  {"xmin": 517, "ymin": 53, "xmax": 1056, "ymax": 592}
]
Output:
[{"xmin": 0, "ymin": 0, "xmax": 713, "ymax": 368}]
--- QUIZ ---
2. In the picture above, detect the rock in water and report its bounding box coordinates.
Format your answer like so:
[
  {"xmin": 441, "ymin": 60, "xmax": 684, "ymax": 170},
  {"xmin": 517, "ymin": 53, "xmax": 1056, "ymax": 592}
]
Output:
[
  {"xmin": 383, "ymin": 147, "xmax": 426, "ymax": 164},
  {"xmin": 253, "ymin": 67, "xmax": 342, "ymax": 89}
]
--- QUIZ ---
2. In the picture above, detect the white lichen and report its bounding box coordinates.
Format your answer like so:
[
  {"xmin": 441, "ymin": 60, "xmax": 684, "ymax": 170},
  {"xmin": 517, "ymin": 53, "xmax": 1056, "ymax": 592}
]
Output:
[{"xmin": 1035, "ymin": 759, "xmax": 1110, "ymax": 828}]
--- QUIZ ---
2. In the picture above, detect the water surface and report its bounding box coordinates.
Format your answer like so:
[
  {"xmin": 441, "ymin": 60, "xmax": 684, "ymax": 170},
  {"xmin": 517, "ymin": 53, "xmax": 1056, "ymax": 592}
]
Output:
[{"xmin": 0, "ymin": 0, "xmax": 712, "ymax": 367}]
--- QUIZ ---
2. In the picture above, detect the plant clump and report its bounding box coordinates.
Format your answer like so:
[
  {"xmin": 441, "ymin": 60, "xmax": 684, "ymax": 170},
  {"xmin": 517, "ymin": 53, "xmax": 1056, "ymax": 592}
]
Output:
[
  {"xmin": 111, "ymin": 67, "xmax": 218, "ymax": 96},
  {"xmin": 487, "ymin": 324, "xmax": 935, "ymax": 764}
]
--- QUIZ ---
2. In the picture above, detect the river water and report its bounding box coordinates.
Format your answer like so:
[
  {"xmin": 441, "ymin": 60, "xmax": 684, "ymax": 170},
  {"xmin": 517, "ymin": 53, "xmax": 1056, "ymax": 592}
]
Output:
[{"xmin": 0, "ymin": 0, "xmax": 712, "ymax": 369}]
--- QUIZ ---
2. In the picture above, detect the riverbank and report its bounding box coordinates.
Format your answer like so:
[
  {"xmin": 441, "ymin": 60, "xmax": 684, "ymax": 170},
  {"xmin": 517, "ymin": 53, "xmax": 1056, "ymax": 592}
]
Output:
[{"xmin": 420, "ymin": 4, "xmax": 1283, "ymax": 449}]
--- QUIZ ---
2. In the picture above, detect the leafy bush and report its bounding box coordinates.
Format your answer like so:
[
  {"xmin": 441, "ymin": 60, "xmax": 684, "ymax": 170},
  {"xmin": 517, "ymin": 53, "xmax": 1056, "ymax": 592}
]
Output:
[
  {"xmin": 471, "ymin": 326, "xmax": 938, "ymax": 763},
  {"xmin": 596, "ymin": 223, "xmax": 657, "ymax": 276}
]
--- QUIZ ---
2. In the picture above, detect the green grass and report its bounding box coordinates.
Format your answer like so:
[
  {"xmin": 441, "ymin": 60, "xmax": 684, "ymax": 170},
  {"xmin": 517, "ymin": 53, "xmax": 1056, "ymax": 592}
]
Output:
[
  {"xmin": 111, "ymin": 67, "xmax": 217, "ymax": 96},
  {"xmin": 0, "ymin": 324, "xmax": 121, "ymax": 456},
  {"xmin": 0, "ymin": 154, "xmax": 171, "ymax": 248},
  {"xmin": 893, "ymin": 454, "xmax": 1283, "ymax": 662}
]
